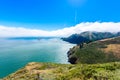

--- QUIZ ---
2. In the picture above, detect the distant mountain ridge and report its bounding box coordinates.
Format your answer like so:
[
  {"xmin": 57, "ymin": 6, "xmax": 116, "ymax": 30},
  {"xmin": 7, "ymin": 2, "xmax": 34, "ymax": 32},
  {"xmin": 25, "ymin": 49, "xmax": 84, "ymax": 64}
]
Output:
[{"xmin": 62, "ymin": 31, "xmax": 120, "ymax": 44}]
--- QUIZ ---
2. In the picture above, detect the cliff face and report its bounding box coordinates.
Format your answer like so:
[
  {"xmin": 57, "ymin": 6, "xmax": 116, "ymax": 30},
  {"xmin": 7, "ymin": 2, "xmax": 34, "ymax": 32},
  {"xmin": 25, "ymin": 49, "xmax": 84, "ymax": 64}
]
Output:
[
  {"xmin": 3, "ymin": 62, "xmax": 120, "ymax": 80},
  {"xmin": 68, "ymin": 37, "xmax": 120, "ymax": 64}
]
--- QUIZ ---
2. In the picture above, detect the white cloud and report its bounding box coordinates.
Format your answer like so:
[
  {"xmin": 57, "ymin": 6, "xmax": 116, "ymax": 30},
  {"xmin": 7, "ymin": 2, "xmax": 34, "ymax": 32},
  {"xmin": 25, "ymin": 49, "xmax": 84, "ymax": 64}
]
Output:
[{"xmin": 0, "ymin": 22, "xmax": 120, "ymax": 37}]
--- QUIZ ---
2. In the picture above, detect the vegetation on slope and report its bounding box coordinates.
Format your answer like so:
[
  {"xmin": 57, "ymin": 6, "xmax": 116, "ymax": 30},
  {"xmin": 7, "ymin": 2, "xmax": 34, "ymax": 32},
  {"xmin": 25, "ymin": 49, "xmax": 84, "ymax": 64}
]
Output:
[
  {"xmin": 68, "ymin": 37, "xmax": 120, "ymax": 64},
  {"xmin": 3, "ymin": 62, "xmax": 120, "ymax": 80}
]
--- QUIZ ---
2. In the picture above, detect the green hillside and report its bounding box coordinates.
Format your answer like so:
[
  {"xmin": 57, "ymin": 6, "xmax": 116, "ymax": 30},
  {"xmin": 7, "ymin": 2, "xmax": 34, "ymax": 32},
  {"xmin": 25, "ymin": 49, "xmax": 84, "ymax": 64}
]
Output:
[
  {"xmin": 68, "ymin": 37, "xmax": 120, "ymax": 64},
  {"xmin": 3, "ymin": 62, "xmax": 120, "ymax": 80}
]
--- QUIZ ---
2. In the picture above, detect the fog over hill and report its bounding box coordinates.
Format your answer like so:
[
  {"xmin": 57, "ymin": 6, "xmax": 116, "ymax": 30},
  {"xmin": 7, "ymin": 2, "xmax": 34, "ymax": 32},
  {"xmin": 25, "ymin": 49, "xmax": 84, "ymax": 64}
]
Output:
[{"xmin": 0, "ymin": 22, "xmax": 120, "ymax": 37}]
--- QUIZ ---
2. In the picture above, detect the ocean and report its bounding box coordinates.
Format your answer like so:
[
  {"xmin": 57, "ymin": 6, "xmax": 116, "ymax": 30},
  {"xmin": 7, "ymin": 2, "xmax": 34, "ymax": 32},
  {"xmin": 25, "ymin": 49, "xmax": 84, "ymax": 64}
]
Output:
[{"xmin": 0, "ymin": 37, "xmax": 75, "ymax": 78}]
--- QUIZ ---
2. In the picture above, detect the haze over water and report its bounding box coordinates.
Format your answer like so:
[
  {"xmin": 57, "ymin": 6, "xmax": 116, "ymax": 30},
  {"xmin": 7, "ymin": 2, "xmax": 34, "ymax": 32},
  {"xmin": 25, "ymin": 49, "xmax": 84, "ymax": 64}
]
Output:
[{"xmin": 0, "ymin": 38, "xmax": 75, "ymax": 78}]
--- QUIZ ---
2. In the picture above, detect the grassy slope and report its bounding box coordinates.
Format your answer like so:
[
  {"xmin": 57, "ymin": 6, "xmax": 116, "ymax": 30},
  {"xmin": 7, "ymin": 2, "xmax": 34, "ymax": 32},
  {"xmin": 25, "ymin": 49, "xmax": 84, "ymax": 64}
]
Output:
[
  {"xmin": 68, "ymin": 37, "xmax": 120, "ymax": 64},
  {"xmin": 3, "ymin": 62, "xmax": 120, "ymax": 80}
]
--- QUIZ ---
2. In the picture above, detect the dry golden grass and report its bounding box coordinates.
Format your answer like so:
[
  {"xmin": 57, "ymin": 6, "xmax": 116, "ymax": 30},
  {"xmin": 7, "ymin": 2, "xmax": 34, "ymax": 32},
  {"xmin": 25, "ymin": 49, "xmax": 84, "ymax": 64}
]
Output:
[
  {"xmin": 3, "ymin": 62, "xmax": 59, "ymax": 80},
  {"xmin": 103, "ymin": 44, "xmax": 120, "ymax": 58},
  {"xmin": 25, "ymin": 62, "xmax": 53, "ymax": 75}
]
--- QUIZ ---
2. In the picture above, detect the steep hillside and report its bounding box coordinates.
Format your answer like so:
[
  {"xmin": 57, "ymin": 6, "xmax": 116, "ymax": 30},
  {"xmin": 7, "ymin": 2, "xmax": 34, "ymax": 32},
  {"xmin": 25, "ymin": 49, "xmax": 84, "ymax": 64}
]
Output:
[
  {"xmin": 62, "ymin": 31, "xmax": 120, "ymax": 44},
  {"xmin": 3, "ymin": 62, "xmax": 120, "ymax": 80},
  {"xmin": 68, "ymin": 37, "xmax": 120, "ymax": 64}
]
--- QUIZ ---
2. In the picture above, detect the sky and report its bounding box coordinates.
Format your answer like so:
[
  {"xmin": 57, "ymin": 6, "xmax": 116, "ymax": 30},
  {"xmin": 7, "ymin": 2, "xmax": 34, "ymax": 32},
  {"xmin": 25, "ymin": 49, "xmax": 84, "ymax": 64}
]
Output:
[{"xmin": 0, "ymin": 0, "xmax": 120, "ymax": 37}]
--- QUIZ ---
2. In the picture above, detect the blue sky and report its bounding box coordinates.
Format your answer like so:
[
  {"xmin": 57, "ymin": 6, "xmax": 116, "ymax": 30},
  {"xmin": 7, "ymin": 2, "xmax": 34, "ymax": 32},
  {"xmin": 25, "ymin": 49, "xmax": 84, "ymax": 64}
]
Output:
[{"xmin": 0, "ymin": 0, "xmax": 120, "ymax": 30}]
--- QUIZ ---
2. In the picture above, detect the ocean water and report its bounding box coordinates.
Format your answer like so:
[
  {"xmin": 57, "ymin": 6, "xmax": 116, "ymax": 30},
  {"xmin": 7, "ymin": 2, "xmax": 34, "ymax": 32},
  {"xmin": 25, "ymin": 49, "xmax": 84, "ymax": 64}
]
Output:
[{"xmin": 0, "ymin": 38, "xmax": 75, "ymax": 78}]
